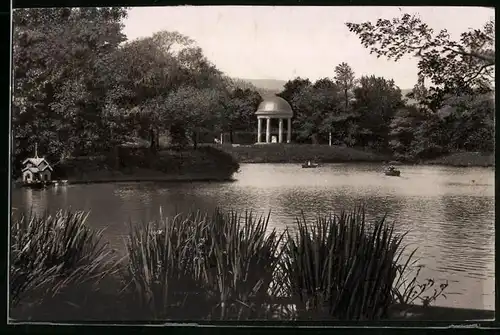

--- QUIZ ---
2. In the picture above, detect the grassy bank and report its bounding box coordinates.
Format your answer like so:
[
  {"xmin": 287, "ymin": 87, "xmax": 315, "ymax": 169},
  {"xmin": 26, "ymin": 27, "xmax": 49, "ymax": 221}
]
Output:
[
  {"xmin": 47, "ymin": 146, "xmax": 239, "ymax": 184},
  {"xmin": 424, "ymin": 152, "xmax": 495, "ymax": 167},
  {"xmin": 210, "ymin": 143, "xmax": 494, "ymax": 167},
  {"xmin": 10, "ymin": 207, "xmax": 478, "ymax": 322},
  {"xmin": 209, "ymin": 143, "xmax": 390, "ymax": 164}
]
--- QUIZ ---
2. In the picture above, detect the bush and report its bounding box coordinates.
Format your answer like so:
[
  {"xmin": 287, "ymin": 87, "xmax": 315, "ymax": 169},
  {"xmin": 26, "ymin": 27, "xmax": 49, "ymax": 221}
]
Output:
[
  {"xmin": 10, "ymin": 210, "xmax": 116, "ymax": 308},
  {"xmin": 196, "ymin": 146, "xmax": 240, "ymax": 176}
]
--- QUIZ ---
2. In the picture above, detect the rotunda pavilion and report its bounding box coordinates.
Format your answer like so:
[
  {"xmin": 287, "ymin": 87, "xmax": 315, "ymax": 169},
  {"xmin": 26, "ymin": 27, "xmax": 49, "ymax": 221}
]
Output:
[{"xmin": 255, "ymin": 95, "xmax": 293, "ymax": 144}]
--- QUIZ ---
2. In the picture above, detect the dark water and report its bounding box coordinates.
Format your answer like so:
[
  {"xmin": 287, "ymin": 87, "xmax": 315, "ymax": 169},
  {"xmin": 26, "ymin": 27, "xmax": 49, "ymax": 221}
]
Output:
[{"xmin": 11, "ymin": 163, "xmax": 495, "ymax": 310}]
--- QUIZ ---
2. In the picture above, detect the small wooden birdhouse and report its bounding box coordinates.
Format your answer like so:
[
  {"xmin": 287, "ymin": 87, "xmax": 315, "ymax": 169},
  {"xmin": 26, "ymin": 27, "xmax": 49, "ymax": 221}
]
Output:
[{"xmin": 21, "ymin": 143, "xmax": 53, "ymax": 184}]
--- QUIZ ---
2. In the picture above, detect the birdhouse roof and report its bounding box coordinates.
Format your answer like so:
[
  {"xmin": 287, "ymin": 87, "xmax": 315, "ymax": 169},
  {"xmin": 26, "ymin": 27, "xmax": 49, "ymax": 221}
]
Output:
[
  {"xmin": 22, "ymin": 167, "xmax": 41, "ymax": 173},
  {"xmin": 22, "ymin": 157, "xmax": 53, "ymax": 171}
]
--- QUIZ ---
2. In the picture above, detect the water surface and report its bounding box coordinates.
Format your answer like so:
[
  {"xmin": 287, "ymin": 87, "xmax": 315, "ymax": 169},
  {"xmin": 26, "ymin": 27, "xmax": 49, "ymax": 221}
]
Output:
[{"xmin": 11, "ymin": 163, "xmax": 495, "ymax": 310}]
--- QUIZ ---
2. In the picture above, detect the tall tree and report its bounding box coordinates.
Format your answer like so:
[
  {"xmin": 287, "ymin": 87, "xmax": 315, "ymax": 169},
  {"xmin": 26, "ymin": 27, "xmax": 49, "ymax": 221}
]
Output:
[
  {"xmin": 346, "ymin": 14, "xmax": 495, "ymax": 108},
  {"xmin": 291, "ymin": 80, "xmax": 343, "ymax": 144},
  {"xmin": 406, "ymin": 75, "xmax": 429, "ymax": 108},
  {"xmin": 160, "ymin": 86, "xmax": 224, "ymax": 149},
  {"xmin": 388, "ymin": 105, "xmax": 431, "ymax": 160},
  {"xmin": 218, "ymin": 88, "xmax": 262, "ymax": 143},
  {"xmin": 334, "ymin": 62, "xmax": 357, "ymax": 111},
  {"xmin": 278, "ymin": 77, "xmax": 312, "ymax": 103},
  {"xmin": 12, "ymin": 7, "xmax": 128, "ymax": 171},
  {"xmin": 104, "ymin": 30, "xmax": 225, "ymax": 152},
  {"xmin": 351, "ymin": 76, "xmax": 404, "ymax": 150},
  {"xmin": 102, "ymin": 34, "xmax": 182, "ymax": 152}
]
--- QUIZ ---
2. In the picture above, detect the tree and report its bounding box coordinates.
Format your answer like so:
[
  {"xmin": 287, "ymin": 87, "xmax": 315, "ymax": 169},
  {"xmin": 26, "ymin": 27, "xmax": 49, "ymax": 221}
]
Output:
[
  {"xmin": 437, "ymin": 93, "xmax": 494, "ymax": 153},
  {"xmin": 291, "ymin": 79, "xmax": 343, "ymax": 144},
  {"xmin": 12, "ymin": 7, "xmax": 128, "ymax": 172},
  {"xmin": 218, "ymin": 88, "xmax": 262, "ymax": 143},
  {"xmin": 334, "ymin": 62, "xmax": 357, "ymax": 111},
  {"xmin": 346, "ymin": 14, "xmax": 495, "ymax": 108},
  {"xmin": 159, "ymin": 86, "xmax": 225, "ymax": 149},
  {"xmin": 388, "ymin": 105, "xmax": 431, "ymax": 160},
  {"xmin": 278, "ymin": 77, "xmax": 312, "ymax": 103},
  {"xmin": 351, "ymin": 76, "xmax": 404, "ymax": 150},
  {"xmin": 104, "ymin": 30, "xmax": 226, "ymax": 152}
]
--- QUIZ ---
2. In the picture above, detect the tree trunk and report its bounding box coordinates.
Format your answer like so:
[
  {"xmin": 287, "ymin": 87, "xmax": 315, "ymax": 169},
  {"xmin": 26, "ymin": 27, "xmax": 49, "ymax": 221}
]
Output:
[
  {"xmin": 229, "ymin": 129, "xmax": 234, "ymax": 144},
  {"xmin": 113, "ymin": 145, "xmax": 120, "ymax": 170},
  {"xmin": 311, "ymin": 133, "xmax": 318, "ymax": 144},
  {"xmin": 344, "ymin": 89, "xmax": 349, "ymax": 111},
  {"xmin": 156, "ymin": 127, "xmax": 160, "ymax": 151},
  {"xmin": 149, "ymin": 126, "xmax": 157, "ymax": 154},
  {"xmin": 192, "ymin": 131, "xmax": 198, "ymax": 150}
]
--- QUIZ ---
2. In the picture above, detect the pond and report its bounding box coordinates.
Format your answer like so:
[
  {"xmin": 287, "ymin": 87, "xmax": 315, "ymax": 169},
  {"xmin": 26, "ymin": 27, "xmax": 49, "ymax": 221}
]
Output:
[{"xmin": 11, "ymin": 163, "xmax": 495, "ymax": 311}]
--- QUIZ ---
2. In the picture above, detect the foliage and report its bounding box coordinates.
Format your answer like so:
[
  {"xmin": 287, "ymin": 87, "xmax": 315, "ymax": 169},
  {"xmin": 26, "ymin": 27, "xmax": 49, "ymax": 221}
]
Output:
[
  {"xmin": 281, "ymin": 208, "xmax": 414, "ymax": 320},
  {"xmin": 124, "ymin": 208, "xmax": 284, "ymax": 320},
  {"xmin": 278, "ymin": 77, "xmax": 312, "ymax": 103},
  {"xmin": 334, "ymin": 62, "xmax": 357, "ymax": 110},
  {"xmin": 11, "ymin": 207, "xmax": 449, "ymax": 321},
  {"xmin": 218, "ymin": 88, "xmax": 263, "ymax": 143},
  {"xmin": 291, "ymin": 79, "xmax": 344, "ymax": 143},
  {"xmin": 388, "ymin": 105, "xmax": 431, "ymax": 160},
  {"xmin": 10, "ymin": 210, "xmax": 116, "ymax": 307},
  {"xmin": 346, "ymin": 14, "xmax": 495, "ymax": 108},
  {"xmin": 12, "ymin": 9, "xmax": 238, "ymax": 174},
  {"xmin": 351, "ymin": 76, "xmax": 404, "ymax": 151},
  {"xmin": 392, "ymin": 263, "xmax": 448, "ymax": 308},
  {"xmin": 12, "ymin": 8, "xmax": 494, "ymax": 177},
  {"xmin": 12, "ymin": 8, "xmax": 128, "ymax": 173},
  {"xmin": 196, "ymin": 146, "xmax": 240, "ymax": 176},
  {"xmin": 389, "ymin": 92, "xmax": 494, "ymax": 160}
]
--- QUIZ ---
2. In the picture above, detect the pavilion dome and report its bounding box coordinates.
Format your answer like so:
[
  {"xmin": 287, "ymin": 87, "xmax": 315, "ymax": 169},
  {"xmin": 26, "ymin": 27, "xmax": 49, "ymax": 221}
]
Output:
[{"xmin": 255, "ymin": 95, "xmax": 293, "ymax": 118}]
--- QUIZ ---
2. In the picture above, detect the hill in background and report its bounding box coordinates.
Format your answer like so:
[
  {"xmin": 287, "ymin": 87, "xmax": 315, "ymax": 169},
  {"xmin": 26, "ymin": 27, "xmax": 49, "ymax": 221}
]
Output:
[
  {"xmin": 231, "ymin": 78, "xmax": 286, "ymax": 97},
  {"xmin": 232, "ymin": 77, "xmax": 416, "ymax": 104}
]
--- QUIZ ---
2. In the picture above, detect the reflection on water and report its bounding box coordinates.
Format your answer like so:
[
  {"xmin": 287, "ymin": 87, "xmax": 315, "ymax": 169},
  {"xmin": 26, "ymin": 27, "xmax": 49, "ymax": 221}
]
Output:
[{"xmin": 11, "ymin": 163, "xmax": 495, "ymax": 310}]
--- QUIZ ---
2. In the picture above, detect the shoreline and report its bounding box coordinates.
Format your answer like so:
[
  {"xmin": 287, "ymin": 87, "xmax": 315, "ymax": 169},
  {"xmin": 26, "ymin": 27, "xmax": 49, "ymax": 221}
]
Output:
[
  {"xmin": 211, "ymin": 144, "xmax": 494, "ymax": 168},
  {"xmin": 13, "ymin": 162, "xmax": 493, "ymax": 188},
  {"xmin": 66, "ymin": 175, "xmax": 234, "ymax": 185},
  {"xmin": 9, "ymin": 300, "xmax": 494, "ymax": 322},
  {"xmin": 13, "ymin": 174, "xmax": 234, "ymax": 188},
  {"xmin": 236, "ymin": 160, "xmax": 495, "ymax": 167},
  {"xmin": 387, "ymin": 304, "xmax": 494, "ymax": 321}
]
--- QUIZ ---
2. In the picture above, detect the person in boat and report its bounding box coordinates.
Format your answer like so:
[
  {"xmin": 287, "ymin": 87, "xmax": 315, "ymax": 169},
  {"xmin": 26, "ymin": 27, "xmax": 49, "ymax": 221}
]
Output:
[{"xmin": 388, "ymin": 165, "xmax": 395, "ymax": 171}]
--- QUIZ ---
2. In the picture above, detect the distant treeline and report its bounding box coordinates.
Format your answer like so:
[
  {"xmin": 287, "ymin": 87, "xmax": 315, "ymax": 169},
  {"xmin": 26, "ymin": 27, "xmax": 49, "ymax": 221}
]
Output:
[{"xmin": 12, "ymin": 8, "xmax": 494, "ymax": 177}]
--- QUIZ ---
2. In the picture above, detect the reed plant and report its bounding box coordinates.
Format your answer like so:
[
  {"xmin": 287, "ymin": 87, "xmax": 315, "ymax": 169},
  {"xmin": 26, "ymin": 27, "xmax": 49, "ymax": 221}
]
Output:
[
  {"xmin": 197, "ymin": 209, "xmax": 284, "ymax": 320},
  {"xmin": 279, "ymin": 207, "xmax": 413, "ymax": 320},
  {"xmin": 10, "ymin": 206, "xmax": 448, "ymax": 321},
  {"xmin": 123, "ymin": 210, "xmax": 208, "ymax": 319},
  {"xmin": 10, "ymin": 210, "xmax": 115, "ymax": 308},
  {"xmin": 123, "ymin": 208, "xmax": 284, "ymax": 320}
]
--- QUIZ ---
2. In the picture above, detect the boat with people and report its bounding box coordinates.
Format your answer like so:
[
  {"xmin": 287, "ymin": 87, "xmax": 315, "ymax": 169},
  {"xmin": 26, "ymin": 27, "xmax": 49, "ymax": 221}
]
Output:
[
  {"xmin": 302, "ymin": 161, "xmax": 319, "ymax": 168},
  {"xmin": 384, "ymin": 165, "xmax": 401, "ymax": 177}
]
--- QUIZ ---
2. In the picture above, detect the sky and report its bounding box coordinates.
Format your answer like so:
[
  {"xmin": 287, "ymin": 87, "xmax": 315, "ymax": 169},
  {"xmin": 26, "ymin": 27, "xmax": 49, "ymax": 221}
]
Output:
[{"xmin": 122, "ymin": 6, "xmax": 494, "ymax": 89}]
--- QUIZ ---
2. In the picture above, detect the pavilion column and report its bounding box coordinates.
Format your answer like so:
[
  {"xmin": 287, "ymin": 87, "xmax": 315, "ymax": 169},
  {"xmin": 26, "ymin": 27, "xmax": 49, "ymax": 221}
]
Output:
[
  {"xmin": 257, "ymin": 117, "xmax": 262, "ymax": 143},
  {"xmin": 278, "ymin": 118, "xmax": 283, "ymax": 143},
  {"xmin": 266, "ymin": 117, "xmax": 271, "ymax": 143},
  {"xmin": 287, "ymin": 118, "xmax": 292, "ymax": 143}
]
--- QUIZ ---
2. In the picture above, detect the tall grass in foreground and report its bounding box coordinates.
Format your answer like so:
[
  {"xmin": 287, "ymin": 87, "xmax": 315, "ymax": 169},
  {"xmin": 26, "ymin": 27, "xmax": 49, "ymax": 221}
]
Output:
[
  {"xmin": 10, "ymin": 210, "xmax": 116, "ymax": 307},
  {"xmin": 124, "ymin": 208, "xmax": 284, "ymax": 320},
  {"xmin": 10, "ymin": 207, "xmax": 448, "ymax": 321},
  {"xmin": 280, "ymin": 209, "xmax": 409, "ymax": 320}
]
